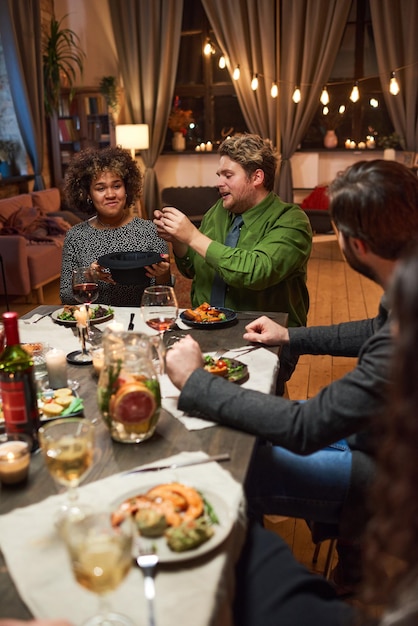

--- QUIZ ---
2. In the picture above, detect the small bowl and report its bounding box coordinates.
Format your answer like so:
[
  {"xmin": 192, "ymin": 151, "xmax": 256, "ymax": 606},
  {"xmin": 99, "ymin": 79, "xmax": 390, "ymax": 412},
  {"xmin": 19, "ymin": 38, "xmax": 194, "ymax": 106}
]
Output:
[{"xmin": 97, "ymin": 251, "xmax": 162, "ymax": 285}]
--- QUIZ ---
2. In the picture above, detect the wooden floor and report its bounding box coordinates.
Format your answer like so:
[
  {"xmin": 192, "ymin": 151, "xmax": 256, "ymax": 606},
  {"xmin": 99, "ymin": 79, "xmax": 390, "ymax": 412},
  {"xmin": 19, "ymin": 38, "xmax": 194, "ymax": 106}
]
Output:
[{"xmin": 0, "ymin": 238, "xmax": 383, "ymax": 581}]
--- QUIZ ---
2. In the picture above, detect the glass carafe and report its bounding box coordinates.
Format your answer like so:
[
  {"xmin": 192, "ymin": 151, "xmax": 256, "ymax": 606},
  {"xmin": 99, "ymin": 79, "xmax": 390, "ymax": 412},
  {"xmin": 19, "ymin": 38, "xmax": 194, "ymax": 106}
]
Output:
[{"xmin": 97, "ymin": 328, "xmax": 161, "ymax": 443}]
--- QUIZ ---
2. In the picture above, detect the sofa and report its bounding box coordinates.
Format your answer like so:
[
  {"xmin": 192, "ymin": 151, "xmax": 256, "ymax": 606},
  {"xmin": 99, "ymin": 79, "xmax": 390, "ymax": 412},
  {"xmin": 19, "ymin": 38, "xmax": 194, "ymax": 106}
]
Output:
[{"xmin": 0, "ymin": 188, "xmax": 81, "ymax": 304}]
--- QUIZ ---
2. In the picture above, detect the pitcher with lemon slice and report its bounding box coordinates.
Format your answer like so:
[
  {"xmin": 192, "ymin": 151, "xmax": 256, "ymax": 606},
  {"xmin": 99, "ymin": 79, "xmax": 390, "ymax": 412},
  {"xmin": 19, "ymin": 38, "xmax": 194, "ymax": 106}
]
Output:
[{"xmin": 97, "ymin": 328, "xmax": 161, "ymax": 443}]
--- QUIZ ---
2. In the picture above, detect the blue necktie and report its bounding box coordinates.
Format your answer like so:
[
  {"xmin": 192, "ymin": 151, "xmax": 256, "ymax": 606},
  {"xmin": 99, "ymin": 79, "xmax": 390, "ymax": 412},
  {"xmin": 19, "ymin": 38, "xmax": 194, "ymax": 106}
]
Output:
[{"xmin": 210, "ymin": 215, "xmax": 244, "ymax": 307}]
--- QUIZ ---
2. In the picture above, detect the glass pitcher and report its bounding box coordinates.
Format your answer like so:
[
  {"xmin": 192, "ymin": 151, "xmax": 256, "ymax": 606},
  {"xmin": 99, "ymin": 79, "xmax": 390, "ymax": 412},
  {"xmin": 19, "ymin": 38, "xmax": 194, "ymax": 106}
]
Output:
[{"xmin": 97, "ymin": 327, "xmax": 161, "ymax": 443}]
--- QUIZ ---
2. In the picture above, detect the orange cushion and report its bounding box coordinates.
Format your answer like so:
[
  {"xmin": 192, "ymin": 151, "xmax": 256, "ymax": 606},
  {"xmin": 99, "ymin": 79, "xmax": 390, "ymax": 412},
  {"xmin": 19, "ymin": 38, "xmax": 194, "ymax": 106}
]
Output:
[{"xmin": 30, "ymin": 188, "xmax": 61, "ymax": 214}]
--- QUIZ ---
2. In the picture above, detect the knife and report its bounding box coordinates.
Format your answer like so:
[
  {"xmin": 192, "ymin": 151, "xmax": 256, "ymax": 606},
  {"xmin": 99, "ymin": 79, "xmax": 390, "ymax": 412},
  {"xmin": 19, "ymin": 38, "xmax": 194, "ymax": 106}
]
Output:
[
  {"xmin": 124, "ymin": 453, "xmax": 230, "ymax": 474},
  {"xmin": 128, "ymin": 313, "xmax": 135, "ymax": 331}
]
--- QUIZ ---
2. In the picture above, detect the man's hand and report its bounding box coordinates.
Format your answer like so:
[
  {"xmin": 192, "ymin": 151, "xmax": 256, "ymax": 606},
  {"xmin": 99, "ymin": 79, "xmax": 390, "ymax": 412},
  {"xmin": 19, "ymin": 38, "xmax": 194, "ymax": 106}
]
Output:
[
  {"xmin": 165, "ymin": 335, "xmax": 204, "ymax": 390},
  {"xmin": 243, "ymin": 316, "xmax": 290, "ymax": 346},
  {"xmin": 154, "ymin": 207, "xmax": 196, "ymax": 244}
]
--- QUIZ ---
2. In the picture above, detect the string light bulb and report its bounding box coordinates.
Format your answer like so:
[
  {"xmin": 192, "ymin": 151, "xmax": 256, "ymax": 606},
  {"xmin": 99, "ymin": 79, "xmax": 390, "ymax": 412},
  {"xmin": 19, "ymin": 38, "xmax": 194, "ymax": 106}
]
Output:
[
  {"xmin": 203, "ymin": 39, "xmax": 215, "ymax": 56},
  {"xmin": 270, "ymin": 81, "xmax": 278, "ymax": 98},
  {"xmin": 389, "ymin": 71, "xmax": 400, "ymax": 95},
  {"xmin": 292, "ymin": 86, "xmax": 301, "ymax": 103},
  {"xmin": 218, "ymin": 55, "xmax": 226, "ymax": 69},
  {"xmin": 322, "ymin": 106, "xmax": 329, "ymax": 116},
  {"xmin": 320, "ymin": 86, "xmax": 329, "ymax": 105},
  {"xmin": 251, "ymin": 74, "xmax": 259, "ymax": 91},
  {"xmin": 350, "ymin": 82, "xmax": 360, "ymax": 103},
  {"xmin": 233, "ymin": 65, "xmax": 240, "ymax": 80}
]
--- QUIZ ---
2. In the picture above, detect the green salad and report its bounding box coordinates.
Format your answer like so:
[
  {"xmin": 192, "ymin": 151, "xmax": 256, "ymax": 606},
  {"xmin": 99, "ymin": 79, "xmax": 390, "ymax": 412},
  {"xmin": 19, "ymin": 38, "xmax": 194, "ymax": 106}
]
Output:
[{"xmin": 57, "ymin": 305, "xmax": 113, "ymax": 322}]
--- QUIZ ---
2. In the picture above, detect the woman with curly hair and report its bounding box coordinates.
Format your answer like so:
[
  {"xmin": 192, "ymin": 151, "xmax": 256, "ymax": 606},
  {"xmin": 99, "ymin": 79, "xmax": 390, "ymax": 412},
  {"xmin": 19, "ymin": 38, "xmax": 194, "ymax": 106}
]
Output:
[{"xmin": 60, "ymin": 146, "xmax": 170, "ymax": 306}]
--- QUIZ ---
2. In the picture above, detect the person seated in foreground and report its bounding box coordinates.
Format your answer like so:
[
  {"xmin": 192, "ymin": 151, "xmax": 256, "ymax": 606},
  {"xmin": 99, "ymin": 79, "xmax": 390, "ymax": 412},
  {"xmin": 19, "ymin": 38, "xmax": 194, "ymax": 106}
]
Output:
[
  {"xmin": 232, "ymin": 239, "xmax": 418, "ymax": 625},
  {"xmin": 165, "ymin": 160, "xmax": 418, "ymax": 594},
  {"xmin": 60, "ymin": 146, "xmax": 170, "ymax": 307},
  {"xmin": 154, "ymin": 132, "xmax": 313, "ymax": 393}
]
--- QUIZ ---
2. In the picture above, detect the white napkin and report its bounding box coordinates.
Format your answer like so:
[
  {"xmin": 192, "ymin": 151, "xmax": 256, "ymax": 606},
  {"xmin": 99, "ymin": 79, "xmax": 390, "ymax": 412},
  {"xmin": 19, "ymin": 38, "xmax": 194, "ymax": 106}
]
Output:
[
  {"xmin": 19, "ymin": 317, "xmax": 80, "ymax": 355},
  {"xmin": 0, "ymin": 451, "xmax": 246, "ymax": 626},
  {"xmin": 161, "ymin": 347, "xmax": 278, "ymax": 430}
]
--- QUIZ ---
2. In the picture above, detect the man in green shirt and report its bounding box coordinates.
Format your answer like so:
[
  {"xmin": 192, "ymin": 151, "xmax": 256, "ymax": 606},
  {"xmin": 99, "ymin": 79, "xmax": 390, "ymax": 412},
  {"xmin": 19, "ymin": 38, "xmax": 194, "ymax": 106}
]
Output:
[{"xmin": 154, "ymin": 134, "xmax": 312, "ymax": 390}]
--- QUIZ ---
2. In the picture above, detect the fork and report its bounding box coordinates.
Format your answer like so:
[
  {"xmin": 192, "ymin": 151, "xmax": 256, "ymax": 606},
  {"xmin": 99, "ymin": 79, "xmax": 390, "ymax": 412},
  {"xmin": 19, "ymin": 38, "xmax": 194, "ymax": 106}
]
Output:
[
  {"xmin": 23, "ymin": 312, "xmax": 52, "ymax": 324},
  {"xmin": 136, "ymin": 541, "xmax": 158, "ymax": 626}
]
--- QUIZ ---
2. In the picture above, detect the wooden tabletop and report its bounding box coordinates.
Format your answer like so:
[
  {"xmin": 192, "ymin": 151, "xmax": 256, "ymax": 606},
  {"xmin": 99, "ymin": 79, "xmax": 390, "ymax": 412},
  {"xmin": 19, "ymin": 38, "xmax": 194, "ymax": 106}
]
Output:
[{"xmin": 0, "ymin": 306, "xmax": 287, "ymax": 618}]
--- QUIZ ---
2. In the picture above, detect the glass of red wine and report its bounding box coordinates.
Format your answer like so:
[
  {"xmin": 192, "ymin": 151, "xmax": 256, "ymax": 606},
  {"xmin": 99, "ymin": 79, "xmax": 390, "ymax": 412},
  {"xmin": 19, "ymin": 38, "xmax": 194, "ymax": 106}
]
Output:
[
  {"xmin": 141, "ymin": 286, "xmax": 178, "ymax": 373},
  {"xmin": 71, "ymin": 267, "xmax": 99, "ymax": 363}
]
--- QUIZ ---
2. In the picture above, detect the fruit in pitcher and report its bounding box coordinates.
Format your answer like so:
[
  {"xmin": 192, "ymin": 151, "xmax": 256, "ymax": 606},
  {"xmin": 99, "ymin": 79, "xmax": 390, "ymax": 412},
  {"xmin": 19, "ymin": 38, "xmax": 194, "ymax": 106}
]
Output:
[{"xmin": 109, "ymin": 381, "xmax": 158, "ymax": 434}]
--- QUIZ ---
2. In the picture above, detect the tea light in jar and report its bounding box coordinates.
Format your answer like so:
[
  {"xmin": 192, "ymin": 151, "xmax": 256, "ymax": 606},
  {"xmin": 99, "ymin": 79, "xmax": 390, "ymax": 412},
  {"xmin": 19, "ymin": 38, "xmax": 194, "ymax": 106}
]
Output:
[
  {"xmin": 366, "ymin": 136, "xmax": 376, "ymax": 149},
  {"xmin": 195, "ymin": 145, "xmax": 201, "ymax": 152},
  {"xmin": 91, "ymin": 347, "xmax": 104, "ymax": 376},
  {"xmin": 0, "ymin": 439, "xmax": 30, "ymax": 484},
  {"xmin": 45, "ymin": 348, "xmax": 68, "ymax": 389}
]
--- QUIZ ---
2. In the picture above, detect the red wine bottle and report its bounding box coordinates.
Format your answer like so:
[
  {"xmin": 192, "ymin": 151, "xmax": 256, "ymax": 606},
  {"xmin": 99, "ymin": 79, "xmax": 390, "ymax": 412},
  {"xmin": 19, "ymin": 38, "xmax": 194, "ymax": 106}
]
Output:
[{"xmin": 0, "ymin": 312, "xmax": 40, "ymax": 451}]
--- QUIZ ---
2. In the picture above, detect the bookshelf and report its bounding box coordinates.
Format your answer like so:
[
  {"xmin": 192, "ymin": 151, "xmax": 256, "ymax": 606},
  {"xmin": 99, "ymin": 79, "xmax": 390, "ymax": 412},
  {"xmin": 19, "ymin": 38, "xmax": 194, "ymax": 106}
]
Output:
[{"xmin": 50, "ymin": 87, "xmax": 115, "ymax": 187}]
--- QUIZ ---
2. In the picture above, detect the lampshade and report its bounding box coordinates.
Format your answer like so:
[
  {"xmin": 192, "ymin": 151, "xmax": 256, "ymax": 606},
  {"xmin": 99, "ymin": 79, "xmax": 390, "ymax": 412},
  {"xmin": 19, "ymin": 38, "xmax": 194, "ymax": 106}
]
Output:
[{"xmin": 115, "ymin": 124, "xmax": 149, "ymax": 159}]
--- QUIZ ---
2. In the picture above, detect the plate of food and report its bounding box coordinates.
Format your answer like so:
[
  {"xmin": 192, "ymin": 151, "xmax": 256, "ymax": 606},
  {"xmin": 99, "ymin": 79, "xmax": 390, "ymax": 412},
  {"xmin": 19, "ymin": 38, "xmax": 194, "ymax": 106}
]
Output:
[
  {"xmin": 111, "ymin": 482, "xmax": 233, "ymax": 563},
  {"xmin": 203, "ymin": 355, "xmax": 248, "ymax": 383},
  {"xmin": 180, "ymin": 302, "xmax": 237, "ymax": 327},
  {"xmin": 0, "ymin": 387, "xmax": 84, "ymax": 432},
  {"xmin": 51, "ymin": 304, "xmax": 114, "ymax": 326}
]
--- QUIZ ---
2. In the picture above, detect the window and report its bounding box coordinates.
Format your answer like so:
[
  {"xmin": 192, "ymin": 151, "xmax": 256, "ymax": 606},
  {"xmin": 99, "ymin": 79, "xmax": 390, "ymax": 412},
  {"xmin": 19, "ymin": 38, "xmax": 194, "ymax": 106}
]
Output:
[{"xmin": 164, "ymin": 0, "xmax": 248, "ymax": 152}]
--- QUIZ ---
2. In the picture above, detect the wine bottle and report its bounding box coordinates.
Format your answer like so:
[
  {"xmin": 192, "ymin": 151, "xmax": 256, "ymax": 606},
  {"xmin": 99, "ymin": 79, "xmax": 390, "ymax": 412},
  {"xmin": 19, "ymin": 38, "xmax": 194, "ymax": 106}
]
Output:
[{"xmin": 0, "ymin": 312, "xmax": 40, "ymax": 451}]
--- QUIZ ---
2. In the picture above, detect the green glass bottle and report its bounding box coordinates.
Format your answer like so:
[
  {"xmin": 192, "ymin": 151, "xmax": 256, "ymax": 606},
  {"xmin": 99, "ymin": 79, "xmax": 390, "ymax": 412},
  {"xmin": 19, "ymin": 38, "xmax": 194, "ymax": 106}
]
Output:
[{"xmin": 0, "ymin": 312, "xmax": 40, "ymax": 451}]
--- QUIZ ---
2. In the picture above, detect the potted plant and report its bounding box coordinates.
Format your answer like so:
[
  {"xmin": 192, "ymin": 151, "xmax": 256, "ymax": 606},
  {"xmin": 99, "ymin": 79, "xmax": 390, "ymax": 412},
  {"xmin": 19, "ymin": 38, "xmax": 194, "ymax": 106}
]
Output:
[
  {"xmin": 42, "ymin": 15, "xmax": 85, "ymax": 116},
  {"xmin": 99, "ymin": 76, "xmax": 120, "ymax": 126},
  {"xmin": 377, "ymin": 132, "xmax": 404, "ymax": 160}
]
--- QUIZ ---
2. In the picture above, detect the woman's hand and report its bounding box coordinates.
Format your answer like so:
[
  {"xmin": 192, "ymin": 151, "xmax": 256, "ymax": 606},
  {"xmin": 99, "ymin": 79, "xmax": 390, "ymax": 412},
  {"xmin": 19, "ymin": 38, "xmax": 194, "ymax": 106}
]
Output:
[
  {"xmin": 165, "ymin": 335, "xmax": 204, "ymax": 390},
  {"xmin": 243, "ymin": 316, "xmax": 290, "ymax": 346},
  {"xmin": 145, "ymin": 253, "xmax": 171, "ymax": 282},
  {"xmin": 90, "ymin": 261, "xmax": 116, "ymax": 284}
]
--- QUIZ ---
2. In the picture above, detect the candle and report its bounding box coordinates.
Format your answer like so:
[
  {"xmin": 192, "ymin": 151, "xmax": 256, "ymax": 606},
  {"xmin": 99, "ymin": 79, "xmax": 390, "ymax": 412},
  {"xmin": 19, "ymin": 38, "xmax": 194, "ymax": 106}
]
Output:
[
  {"xmin": 200, "ymin": 142, "xmax": 206, "ymax": 151},
  {"xmin": 195, "ymin": 145, "xmax": 201, "ymax": 152},
  {"xmin": 350, "ymin": 141, "xmax": 356, "ymax": 149},
  {"xmin": 366, "ymin": 136, "xmax": 375, "ymax": 149},
  {"xmin": 0, "ymin": 439, "xmax": 30, "ymax": 484},
  {"xmin": 345, "ymin": 139, "xmax": 351, "ymax": 149},
  {"xmin": 358, "ymin": 141, "xmax": 366, "ymax": 150},
  {"xmin": 206, "ymin": 141, "xmax": 213, "ymax": 152},
  {"xmin": 45, "ymin": 348, "xmax": 68, "ymax": 389},
  {"xmin": 90, "ymin": 347, "xmax": 104, "ymax": 376}
]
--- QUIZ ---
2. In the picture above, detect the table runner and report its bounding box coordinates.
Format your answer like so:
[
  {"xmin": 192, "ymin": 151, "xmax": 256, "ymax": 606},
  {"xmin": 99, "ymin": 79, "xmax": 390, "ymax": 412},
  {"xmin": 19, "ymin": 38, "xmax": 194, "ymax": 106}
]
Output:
[{"xmin": 0, "ymin": 451, "xmax": 246, "ymax": 626}]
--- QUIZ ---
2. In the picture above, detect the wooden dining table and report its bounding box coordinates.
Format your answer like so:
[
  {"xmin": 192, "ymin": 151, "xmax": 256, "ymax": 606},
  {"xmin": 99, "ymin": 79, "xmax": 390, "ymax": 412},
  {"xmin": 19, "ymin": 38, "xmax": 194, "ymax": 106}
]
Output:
[{"xmin": 0, "ymin": 305, "xmax": 287, "ymax": 622}]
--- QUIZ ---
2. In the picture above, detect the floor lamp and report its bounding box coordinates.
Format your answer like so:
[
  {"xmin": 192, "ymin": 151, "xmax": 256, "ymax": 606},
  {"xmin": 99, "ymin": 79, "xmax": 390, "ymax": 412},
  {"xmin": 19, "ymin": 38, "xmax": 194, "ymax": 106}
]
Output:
[{"xmin": 115, "ymin": 124, "xmax": 149, "ymax": 160}]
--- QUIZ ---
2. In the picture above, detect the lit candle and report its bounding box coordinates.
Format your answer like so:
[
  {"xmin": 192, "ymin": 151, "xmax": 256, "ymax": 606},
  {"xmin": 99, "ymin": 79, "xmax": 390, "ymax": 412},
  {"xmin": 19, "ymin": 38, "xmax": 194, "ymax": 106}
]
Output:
[
  {"xmin": 200, "ymin": 142, "xmax": 206, "ymax": 151},
  {"xmin": 195, "ymin": 145, "xmax": 201, "ymax": 152},
  {"xmin": 90, "ymin": 347, "xmax": 104, "ymax": 376},
  {"xmin": 45, "ymin": 348, "xmax": 68, "ymax": 389},
  {"xmin": 366, "ymin": 136, "xmax": 375, "ymax": 149},
  {"xmin": 0, "ymin": 439, "xmax": 30, "ymax": 484},
  {"xmin": 206, "ymin": 141, "xmax": 213, "ymax": 152},
  {"xmin": 358, "ymin": 141, "xmax": 366, "ymax": 150},
  {"xmin": 350, "ymin": 141, "xmax": 356, "ymax": 149},
  {"xmin": 345, "ymin": 139, "xmax": 351, "ymax": 149}
]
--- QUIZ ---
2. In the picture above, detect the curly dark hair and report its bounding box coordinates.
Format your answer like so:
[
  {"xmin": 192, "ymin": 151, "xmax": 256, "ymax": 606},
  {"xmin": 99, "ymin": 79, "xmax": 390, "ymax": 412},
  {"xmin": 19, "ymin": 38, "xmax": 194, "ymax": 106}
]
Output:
[
  {"xmin": 328, "ymin": 160, "xmax": 418, "ymax": 260},
  {"xmin": 218, "ymin": 133, "xmax": 278, "ymax": 192},
  {"xmin": 363, "ymin": 239, "xmax": 418, "ymax": 610},
  {"xmin": 63, "ymin": 145, "xmax": 142, "ymax": 212}
]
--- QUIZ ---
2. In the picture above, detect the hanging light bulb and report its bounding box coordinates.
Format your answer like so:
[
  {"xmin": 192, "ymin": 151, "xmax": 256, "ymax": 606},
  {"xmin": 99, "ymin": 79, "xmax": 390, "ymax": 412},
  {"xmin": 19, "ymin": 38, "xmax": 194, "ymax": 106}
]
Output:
[
  {"xmin": 350, "ymin": 82, "xmax": 360, "ymax": 103},
  {"xmin": 369, "ymin": 98, "xmax": 379, "ymax": 108},
  {"xmin": 292, "ymin": 86, "xmax": 301, "ymax": 103},
  {"xmin": 233, "ymin": 65, "xmax": 240, "ymax": 80},
  {"xmin": 338, "ymin": 104, "xmax": 346, "ymax": 114},
  {"xmin": 251, "ymin": 74, "xmax": 259, "ymax": 91},
  {"xmin": 389, "ymin": 71, "xmax": 400, "ymax": 95},
  {"xmin": 270, "ymin": 82, "xmax": 278, "ymax": 98},
  {"xmin": 320, "ymin": 86, "xmax": 329, "ymax": 105},
  {"xmin": 322, "ymin": 106, "xmax": 329, "ymax": 116},
  {"xmin": 218, "ymin": 55, "xmax": 226, "ymax": 69},
  {"xmin": 203, "ymin": 39, "xmax": 213, "ymax": 56}
]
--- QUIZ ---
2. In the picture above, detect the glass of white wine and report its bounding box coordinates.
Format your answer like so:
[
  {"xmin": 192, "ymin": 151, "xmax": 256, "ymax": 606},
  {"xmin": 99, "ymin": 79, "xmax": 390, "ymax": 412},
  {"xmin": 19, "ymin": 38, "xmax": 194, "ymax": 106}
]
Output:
[
  {"xmin": 38, "ymin": 418, "xmax": 95, "ymax": 527},
  {"xmin": 63, "ymin": 512, "xmax": 134, "ymax": 626}
]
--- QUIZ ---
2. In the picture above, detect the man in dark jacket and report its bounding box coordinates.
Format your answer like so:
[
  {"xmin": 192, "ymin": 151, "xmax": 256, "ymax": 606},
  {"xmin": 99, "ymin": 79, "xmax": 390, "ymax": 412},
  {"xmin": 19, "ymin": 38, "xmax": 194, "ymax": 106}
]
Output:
[{"xmin": 165, "ymin": 160, "xmax": 418, "ymax": 591}]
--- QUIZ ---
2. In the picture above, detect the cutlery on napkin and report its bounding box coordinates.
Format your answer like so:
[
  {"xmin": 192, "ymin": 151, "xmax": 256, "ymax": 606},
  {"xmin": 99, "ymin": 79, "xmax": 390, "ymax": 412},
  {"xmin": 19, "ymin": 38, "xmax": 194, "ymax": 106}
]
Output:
[
  {"xmin": 128, "ymin": 313, "xmax": 135, "ymax": 331},
  {"xmin": 23, "ymin": 312, "xmax": 52, "ymax": 324},
  {"xmin": 125, "ymin": 452, "xmax": 230, "ymax": 474}
]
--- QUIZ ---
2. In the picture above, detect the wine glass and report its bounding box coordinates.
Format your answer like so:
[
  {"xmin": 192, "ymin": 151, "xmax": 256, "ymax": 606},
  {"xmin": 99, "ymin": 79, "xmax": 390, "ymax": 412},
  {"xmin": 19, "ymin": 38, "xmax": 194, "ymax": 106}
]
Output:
[
  {"xmin": 63, "ymin": 512, "xmax": 134, "ymax": 626},
  {"xmin": 38, "ymin": 418, "xmax": 95, "ymax": 528},
  {"xmin": 141, "ymin": 285, "xmax": 178, "ymax": 372},
  {"xmin": 72, "ymin": 267, "xmax": 99, "ymax": 363}
]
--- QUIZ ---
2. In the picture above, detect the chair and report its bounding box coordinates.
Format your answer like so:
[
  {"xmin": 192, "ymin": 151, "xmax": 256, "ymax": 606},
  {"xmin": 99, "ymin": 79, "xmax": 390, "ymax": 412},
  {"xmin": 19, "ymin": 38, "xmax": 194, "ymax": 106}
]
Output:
[
  {"xmin": 308, "ymin": 521, "xmax": 338, "ymax": 580},
  {"xmin": 161, "ymin": 186, "xmax": 220, "ymax": 226}
]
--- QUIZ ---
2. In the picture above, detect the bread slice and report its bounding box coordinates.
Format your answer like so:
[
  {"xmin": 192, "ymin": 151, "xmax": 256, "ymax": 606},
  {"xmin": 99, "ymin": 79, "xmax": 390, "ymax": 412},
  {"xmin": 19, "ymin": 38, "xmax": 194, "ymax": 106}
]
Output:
[
  {"xmin": 42, "ymin": 402, "xmax": 64, "ymax": 417},
  {"xmin": 54, "ymin": 388, "xmax": 73, "ymax": 397},
  {"xmin": 55, "ymin": 396, "xmax": 73, "ymax": 408}
]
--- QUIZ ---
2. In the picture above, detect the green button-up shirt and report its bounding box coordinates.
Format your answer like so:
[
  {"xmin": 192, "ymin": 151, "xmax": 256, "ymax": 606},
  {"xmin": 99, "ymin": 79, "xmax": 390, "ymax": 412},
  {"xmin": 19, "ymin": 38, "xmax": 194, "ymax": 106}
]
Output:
[{"xmin": 175, "ymin": 192, "xmax": 312, "ymax": 327}]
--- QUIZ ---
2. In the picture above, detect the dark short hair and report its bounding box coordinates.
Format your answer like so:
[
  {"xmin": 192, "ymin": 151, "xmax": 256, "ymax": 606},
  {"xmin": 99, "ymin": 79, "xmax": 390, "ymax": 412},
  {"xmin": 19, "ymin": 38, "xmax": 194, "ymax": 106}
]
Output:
[
  {"xmin": 218, "ymin": 133, "xmax": 278, "ymax": 192},
  {"xmin": 64, "ymin": 145, "xmax": 142, "ymax": 212},
  {"xmin": 328, "ymin": 159, "xmax": 418, "ymax": 260}
]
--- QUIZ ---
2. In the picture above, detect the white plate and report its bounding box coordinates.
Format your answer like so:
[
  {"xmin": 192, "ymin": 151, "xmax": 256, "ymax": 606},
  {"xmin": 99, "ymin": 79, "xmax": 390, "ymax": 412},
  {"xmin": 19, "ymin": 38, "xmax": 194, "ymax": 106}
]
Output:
[
  {"xmin": 111, "ymin": 484, "xmax": 233, "ymax": 564},
  {"xmin": 51, "ymin": 305, "xmax": 114, "ymax": 326}
]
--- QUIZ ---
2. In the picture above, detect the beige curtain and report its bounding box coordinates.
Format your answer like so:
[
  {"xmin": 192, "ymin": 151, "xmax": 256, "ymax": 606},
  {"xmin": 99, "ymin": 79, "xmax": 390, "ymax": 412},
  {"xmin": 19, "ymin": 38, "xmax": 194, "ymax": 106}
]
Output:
[
  {"xmin": 278, "ymin": 0, "xmax": 351, "ymax": 200},
  {"xmin": 108, "ymin": 0, "xmax": 183, "ymax": 218},
  {"xmin": 370, "ymin": 0, "xmax": 418, "ymax": 152},
  {"xmin": 0, "ymin": 0, "xmax": 45, "ymax": 189},
  {"xmin": 202, "ymin": 0, "xmax": 280, "ymax": 148}
]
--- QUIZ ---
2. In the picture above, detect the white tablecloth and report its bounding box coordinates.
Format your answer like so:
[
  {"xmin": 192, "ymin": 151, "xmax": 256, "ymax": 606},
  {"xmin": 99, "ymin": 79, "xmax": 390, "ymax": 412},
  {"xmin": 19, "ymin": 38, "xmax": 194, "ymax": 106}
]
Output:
[{"xmin": 0, "ymin": 451, "xmax": 246, "ymax": 626}]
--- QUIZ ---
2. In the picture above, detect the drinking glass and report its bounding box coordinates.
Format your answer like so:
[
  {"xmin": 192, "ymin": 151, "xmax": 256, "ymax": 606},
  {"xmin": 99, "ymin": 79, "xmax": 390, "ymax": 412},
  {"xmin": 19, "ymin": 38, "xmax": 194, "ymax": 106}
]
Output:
[
  {"xmin": 63, "ymin": 512, "xmax": 134, "ymax": 626},
  {"xmin": 38, "ymin": 418, "xmax": 95, "ymax": 527},
  {"xmin": 72, "ymin": 267, "xmax": 99, "ymax": 363},
  {"xmin": 141, "ymin": 285, "xmax": 178, "ymax": 373}
]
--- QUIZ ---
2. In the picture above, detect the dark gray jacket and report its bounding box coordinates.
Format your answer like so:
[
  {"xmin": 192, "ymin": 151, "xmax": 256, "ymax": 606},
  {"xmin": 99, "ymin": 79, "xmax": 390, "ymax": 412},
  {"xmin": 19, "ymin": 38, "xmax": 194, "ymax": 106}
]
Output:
[{"xmin": 178, "ymin": 294, "xmax": 392, "ymax": 539}]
